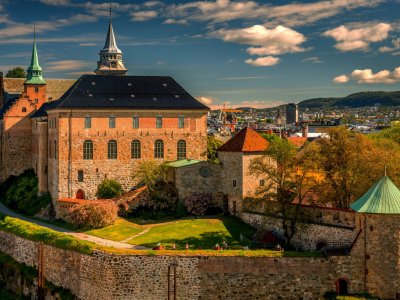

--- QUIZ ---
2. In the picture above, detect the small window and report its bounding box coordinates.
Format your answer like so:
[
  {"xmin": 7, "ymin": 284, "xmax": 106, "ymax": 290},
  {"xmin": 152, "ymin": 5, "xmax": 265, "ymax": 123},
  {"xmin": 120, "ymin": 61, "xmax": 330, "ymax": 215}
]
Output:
[
  {"xmin": 35, "ymin": 87, "xmax": 39, "ymax": 93},
  {"xmin": 131, "ymin": 140, "xmax": 141, "ymax": 159},
  {"xmin": 177, "ymin": 140, "xmax": 186, "ymax": 159},
  {"xmin": 178, "ymin": 115, "xmax": 184, "ymax": 128},
  {"xmin": 156, "ymin": 116, "xmax": 162, "ymax": 129},
  {"xmin": 34, "ymin": 98, "xmax": 38, "ymax": 104},
  {"xmin": 260, "ymin": 179, "xmax": 265, "ymax": 186},
  {"xmin": 85, "ymin": 116, "xmax": 91, "ymax": 129},
  {"xmin": 78, "ymin": 170, "xmax": 84, "ymax": 182},
  {"xmin": 108, "ymin": 140, "xmax": 117, "ymax": 159},
  {"xmin": 54, "ymin": 141, "xmax": 57, "ymax": 159},
  {"xmin": 45, "ymin": 165, "xmax": 48, "ymax": 174},
  {"xmin": 22, "ymin": 107, "xmax": 26, "ymax": 113},
  {"xmin": 83, "ymin": 140, "xmax": 93, "ymax": 160},
  {"xmin": 154, "ymin": 139, "xmax": 164, "ymax": 159},
  {"xmin": 233, "ymin": 180, "xmax": 237, "ymax": 187},
  {"xmin": 132, "ymin": 116, "xmax": 139, "ymax": 129},
  {"xmin": 109, "ymin": 116, "xmax": 116, "ymax": 128}
]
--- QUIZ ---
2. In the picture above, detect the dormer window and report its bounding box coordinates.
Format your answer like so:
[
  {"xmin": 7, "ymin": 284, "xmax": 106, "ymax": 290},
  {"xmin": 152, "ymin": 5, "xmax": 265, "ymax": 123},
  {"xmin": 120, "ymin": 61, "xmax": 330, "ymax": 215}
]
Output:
[{"xmin": 22, "ymin": 107, "xmax": 26, "ymax": 113}]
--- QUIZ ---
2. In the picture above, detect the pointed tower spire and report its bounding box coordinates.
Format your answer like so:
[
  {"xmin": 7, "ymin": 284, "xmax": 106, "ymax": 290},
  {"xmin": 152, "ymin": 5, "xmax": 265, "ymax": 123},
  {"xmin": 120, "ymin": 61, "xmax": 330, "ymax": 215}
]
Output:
[
  {"xmin": 94, "ymin": 5, "xmax": 127, "ymax": 76},
  {"xmin": 26, "ymin": 24, "xmax": 46, "ymax": 85}
]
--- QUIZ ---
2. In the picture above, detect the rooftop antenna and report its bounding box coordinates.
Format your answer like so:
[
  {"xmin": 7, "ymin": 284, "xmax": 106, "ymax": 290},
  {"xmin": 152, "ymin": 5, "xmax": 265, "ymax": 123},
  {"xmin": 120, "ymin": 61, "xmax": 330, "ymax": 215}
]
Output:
[
  {"xmin": 109, "ymin": 3, "xmax": 112, "ymax": 21},
  {"xmin": 33, "ymin": 23, "xmax": 36, "ymax": 42},
  {"xmin": 384, "ymin": 165, "xmax": 387, "ymax": 176}
]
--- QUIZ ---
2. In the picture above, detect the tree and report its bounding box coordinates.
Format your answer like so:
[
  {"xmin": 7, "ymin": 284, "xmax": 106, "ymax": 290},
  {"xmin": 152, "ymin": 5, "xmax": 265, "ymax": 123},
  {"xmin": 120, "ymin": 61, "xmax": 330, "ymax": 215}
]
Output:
[
  {"xmin": 250, "ymin": 138, "xmax": 320, "ymax": 247},
  {"xmin": 307, "ymin": 126, "xmax": 400, "ymax": 208},
  {"xmin": 5, "ymin": 67, "xmax": 26, "ymax": 78},
  {"xmin": 95, "ymin": 178, "xmax": 124, "ymax": 199},
  {"xmin": 132, "ymin": 160, "xmax": 168, "ymax": 193},
  {"xmin": 207, "ymin": 135, "xmax": 223, "ymax": 163}
]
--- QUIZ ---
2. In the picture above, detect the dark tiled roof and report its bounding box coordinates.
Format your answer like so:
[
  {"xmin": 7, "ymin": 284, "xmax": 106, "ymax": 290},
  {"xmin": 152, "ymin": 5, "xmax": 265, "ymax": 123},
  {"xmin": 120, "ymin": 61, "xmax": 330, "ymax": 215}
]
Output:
[
  {"xmin": 31, "ymin": 99, "xmax": 63, "ymax": 118},
  {"xmin": 51, "ymin": 75, "xmax": 209, "ymax": 110},
  {"xmin": 0, "ymin": 97, "xmax": 18, "ymax": 119},
  {"xmin": 218, "ymin": 127, "xmax": 269, "ymax": 152}
]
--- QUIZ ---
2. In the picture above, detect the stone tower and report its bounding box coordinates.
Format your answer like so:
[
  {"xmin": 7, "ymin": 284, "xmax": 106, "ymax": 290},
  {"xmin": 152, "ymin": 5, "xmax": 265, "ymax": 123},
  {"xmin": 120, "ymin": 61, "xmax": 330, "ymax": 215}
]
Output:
[
  {"xmin": 94, "ymin": 8, "xmax": 127, "ymax": 76},
  {"xmin": 350, "ymin": 174, "xmax": 400, "ymax": 299}
]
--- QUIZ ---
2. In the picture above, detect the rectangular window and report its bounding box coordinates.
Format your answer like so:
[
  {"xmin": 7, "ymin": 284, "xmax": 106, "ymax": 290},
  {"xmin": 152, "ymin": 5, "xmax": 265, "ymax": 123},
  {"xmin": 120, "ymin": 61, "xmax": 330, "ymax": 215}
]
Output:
[
  {"xmin": 34, "ymin": 98, "xmax": 38, "ymax": 104},
  {"xmin": 85, "ymin": 117, "xmax": 91, "ymax": 129},
  {"xmin": 156, "ymin": 116, "xmax": 162, "ymax": 129},
  {"xmin": 132, "ymin": 116, "xmax": 139, "ymax": 129},
  {"xmin": 35, "ymin": 87, "xmax": 39, "ymax": 93},
  {"xmin": 233, "ymin": 180, "xmax": 237, "ymax": 187},
  {"xmin": 260, "ymin": 179, "xmax": 265, "ymax": 186},
  {"xmin": 54, "ymin": 141, "xmax": 57, "ymax": 159},
  {"xmin": 109, "ymin": 116, "xmax": 116, "ymax": 129},
  {"xmin": 78, "ymin": 170, "xmax": 84, "ymax": 182},
  {"xmin": 178, "ymin": 115, "xmax": 184, "ymax": 128}
]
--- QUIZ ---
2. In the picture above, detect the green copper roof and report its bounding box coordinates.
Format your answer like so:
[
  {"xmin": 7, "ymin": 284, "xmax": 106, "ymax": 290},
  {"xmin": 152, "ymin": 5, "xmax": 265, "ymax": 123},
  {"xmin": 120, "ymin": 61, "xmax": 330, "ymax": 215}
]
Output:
[
  {"xmin": 25, "ymin": 41, "xmax": 46, "ymax": 85},
  {"xmin": 167, "ymin": 159, "xmax": 203, "ymax": 168},
  {"xmin": 350, "ymin": 176, "xmax": 400, "ymax": 214}
]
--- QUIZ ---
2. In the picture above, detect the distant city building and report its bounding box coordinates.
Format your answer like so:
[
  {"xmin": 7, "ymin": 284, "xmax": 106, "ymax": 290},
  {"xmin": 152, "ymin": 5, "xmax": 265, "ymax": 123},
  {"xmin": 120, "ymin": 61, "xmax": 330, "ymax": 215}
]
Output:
[{"xmin": 286, "ymin": 103, "xmax": 298, "ymax": 124}]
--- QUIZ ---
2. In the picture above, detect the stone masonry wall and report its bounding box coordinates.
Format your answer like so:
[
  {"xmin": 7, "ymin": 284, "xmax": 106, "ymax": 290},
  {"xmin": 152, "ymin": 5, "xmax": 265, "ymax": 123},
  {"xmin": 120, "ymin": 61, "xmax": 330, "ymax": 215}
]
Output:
[
  {"xmin": 49, "ymin": 110, "xmax": 207, "ymax": 201},
  {"xmin": 241, "ymin": 212, "xmax": 357, "ymax": 251},
  {"xmin": 0, "ymin": 230, "xmax": 370, "ymax": 300}
]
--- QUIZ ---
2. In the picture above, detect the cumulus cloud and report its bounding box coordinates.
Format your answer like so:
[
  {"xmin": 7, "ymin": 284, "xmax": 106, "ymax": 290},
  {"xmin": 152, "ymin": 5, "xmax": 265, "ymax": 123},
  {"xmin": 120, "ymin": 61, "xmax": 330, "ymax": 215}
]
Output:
[
  {"xmin": 46, "ymin": 60, "xmax": 91, "ymax": 71},
  {"xmin": 197, "ymin": 96, "xmax": 214, "ymax": 107},
  {"xmin": 39, "ymin": 0, "xmax": 72, "ymax": 6},
  {"xmin": 131, "ymin": 10, "xmax": 158, "ymax": 22},
  {"xmin": 379, "ymin": 38, "xmax": 400, "ymax": 54},
  {"xmin": 334, "ymin": 67, "xmax": 400, "ymax": 84},
  {"xmin": 333, "ymin": 75, "xmax": 349, "ymax": 83},
  {"xmin": 213, "ymin": 25, "xmax": 306, "ymax": 56},
  {"xmin": 245, "ymin": 56, "xmax": 280, "ymax": 67},
  {"xmin": 302, "ymin": 56, "xmax": 323, "ymax": 64},
  {"xmin": 323, "ymin": 22, "xmax": 392, "ymax": 51}
]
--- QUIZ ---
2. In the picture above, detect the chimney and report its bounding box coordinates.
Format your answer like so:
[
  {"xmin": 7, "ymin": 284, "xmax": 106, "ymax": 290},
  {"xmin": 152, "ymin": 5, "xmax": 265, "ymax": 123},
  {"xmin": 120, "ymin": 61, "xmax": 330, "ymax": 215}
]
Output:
[{"xmin": 302, "ymin": 124, "xmax": 308, "ymax": 138}]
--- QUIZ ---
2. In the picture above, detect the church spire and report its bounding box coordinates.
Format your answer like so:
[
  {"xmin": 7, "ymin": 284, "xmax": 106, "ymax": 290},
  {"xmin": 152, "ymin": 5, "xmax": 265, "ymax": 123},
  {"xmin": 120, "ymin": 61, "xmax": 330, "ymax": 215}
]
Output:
[
  {"xmin": 26, "ymin": 24, "xmax": 46, "ymax": 85},
  {"xmin": 94, "ymin": 5, "xmax": 127, "ymax": 76}
]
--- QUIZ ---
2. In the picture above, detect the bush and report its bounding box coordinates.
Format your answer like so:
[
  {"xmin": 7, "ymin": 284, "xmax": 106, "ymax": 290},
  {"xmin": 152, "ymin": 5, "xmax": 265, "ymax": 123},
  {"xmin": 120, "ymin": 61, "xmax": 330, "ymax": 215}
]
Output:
[
  {"xmin": 0, "ymin": 169, "xmax": 51, "ymax": 216},
  {"xmin": 65, "ymin": 200, "xmax": 118, "ymax": 229},
  {"xmin": 95, "ymin": 179, "xmax": 124, "ymax": 199},
  {"xmin": 184, "ymin": 193, "xmax": 212, "ymax": 216}
]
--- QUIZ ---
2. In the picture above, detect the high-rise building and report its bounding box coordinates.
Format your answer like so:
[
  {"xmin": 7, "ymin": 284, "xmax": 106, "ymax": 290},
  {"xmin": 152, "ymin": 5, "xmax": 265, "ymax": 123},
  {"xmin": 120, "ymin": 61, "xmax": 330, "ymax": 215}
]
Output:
[{"xmin": 286, "ymin": 103, "xmax": 298, "ymax": 124}]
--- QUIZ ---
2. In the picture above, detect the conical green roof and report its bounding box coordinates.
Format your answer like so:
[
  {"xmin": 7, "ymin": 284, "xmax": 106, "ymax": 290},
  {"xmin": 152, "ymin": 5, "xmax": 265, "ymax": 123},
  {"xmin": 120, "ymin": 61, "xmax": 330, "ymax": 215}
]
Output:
[
  {"xmin": 350, "ymin": 176, "xmax": 400, "ymax": 214},
  {"xmin": 25, "ymin": 41, "xmax": 46, "ymax": 85}
]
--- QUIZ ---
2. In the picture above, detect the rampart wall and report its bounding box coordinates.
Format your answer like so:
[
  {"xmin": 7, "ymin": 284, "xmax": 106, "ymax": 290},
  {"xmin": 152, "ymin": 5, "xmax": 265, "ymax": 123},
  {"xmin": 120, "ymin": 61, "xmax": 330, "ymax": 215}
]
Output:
[{"xmin": 0, "ymin": 231, "xmax": 366, "ymax": 300}]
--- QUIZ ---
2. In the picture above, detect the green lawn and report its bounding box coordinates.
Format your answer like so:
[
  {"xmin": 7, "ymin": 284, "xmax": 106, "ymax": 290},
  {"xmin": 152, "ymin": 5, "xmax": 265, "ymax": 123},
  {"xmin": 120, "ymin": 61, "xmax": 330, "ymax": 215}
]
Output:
[
  {"xmin": 127, "ymin": 217, "xmax": 255, "ymax": 249},
  {"xmin": 84, "ymin": 218, "xmax": 142, "ymax": 242}
]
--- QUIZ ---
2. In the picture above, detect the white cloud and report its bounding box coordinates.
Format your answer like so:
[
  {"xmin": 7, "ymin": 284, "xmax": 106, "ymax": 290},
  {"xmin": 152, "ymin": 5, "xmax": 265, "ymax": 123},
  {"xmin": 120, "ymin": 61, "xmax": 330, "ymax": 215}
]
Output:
[
  {"xmin": 245, "ymin": 56, "xmax": 280, "ymax": 67},
  {"xmin": 0, "ymin": 14, "xmax": 97, "ymax": 38},
  {"xmin": 131, "ymin": 10, "xmax": 158, "ymax": 22},
  {"xmin": 197, "ymin": 96, "xmax": 214, "ymax": 107},
  {"xmin": 163, "ymin": 18, "xmax": 188, "ymax": 25},
  {"xmin": 213, "ymin": 25, "xmax": 306, "ymax": 56},
  {"xmin": 334, "ymin": 67, "xmax": 400, "ymax": 84},
  {"xmin": 79, "ymin": 43, "xmax": 97, "ymax": 47},
  {"xmin": 144, "ymin": 1, "xmax": 164, "ymax": 7},
  {"xmin": 167, "ymin": 0, "xmax": 384, "ymax": 27},
  {"xmin": 302, "ymin": 56, "xmax": 323, "ymax": 64},
  {"xmin": 39, "ymin": 0, "xmax": 72, "ymax": 6},
  {"xmin": 323, "ymin": 23, "xmax": 392, "ymax": 51},
  {"xmin": 379, "ymin": 38, "xmax": 400, "ymax": 53},
  {"xmin": 333, "ymin": 75, "xmax": 349, "ymax": 83},
  {"xmin": 45, "ymin": 60, "xmax": 91, "ymax": 71}
]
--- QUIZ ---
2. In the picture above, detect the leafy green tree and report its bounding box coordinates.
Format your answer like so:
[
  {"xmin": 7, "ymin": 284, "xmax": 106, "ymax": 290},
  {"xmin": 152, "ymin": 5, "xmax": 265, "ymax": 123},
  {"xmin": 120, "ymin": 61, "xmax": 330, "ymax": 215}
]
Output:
[
  {"xmin": 5, "ymin": 67, "xmax": 26, "ymax": 78},
  {"xmin": 207, "ymin": 135, "xmax": 223, "ymax": 163},
  {"xmin": 250, "ymin": 138, "xmax": 320, "ymax": 247},
  {"xmin": 260, "ymin": 133, "xmax": 280, "ymax": 143},
  {"xmin": 370, "ymin": 124, "xmax": 400, "ymax": 145},
  {"xmin": 132, "ymin": 160, "xmax": 168, "ymax": 193},
  {"xmin": 95, "ymin": 178, "xmax": 124, "ymax": 199}
]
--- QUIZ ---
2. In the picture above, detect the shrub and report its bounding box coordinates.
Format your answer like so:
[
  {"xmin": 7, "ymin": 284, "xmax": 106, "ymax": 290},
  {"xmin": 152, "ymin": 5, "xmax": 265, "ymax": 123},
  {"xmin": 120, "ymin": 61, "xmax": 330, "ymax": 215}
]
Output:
[
  {"xmin": 1, "ymin": 169, "xmax": 51, "ymax": 216},
  {"xmin": 184, "ymin": 193, "xmax": 212, "ymax": 216},
  {"xmin": 65, "ymin": 200, "xmax": 118, "ymax": 229},
  {"xmin": 95, "ymin": 179, "xmax": 124, "ymax": 199}
]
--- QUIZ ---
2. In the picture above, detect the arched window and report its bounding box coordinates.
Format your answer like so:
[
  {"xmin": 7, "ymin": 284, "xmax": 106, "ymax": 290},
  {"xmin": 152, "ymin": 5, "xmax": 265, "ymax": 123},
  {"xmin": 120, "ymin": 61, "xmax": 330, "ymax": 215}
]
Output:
[
  {"xmin": 154, "ymin": 140, "xmax": 164, "ymax": 159},
  {"xmin": 131, "ymin": 140, "xmax": 141, "ymax": 159},
  {"xmin": 83, "ymin": 140, "xmax": 93, "ymax": 160},
  {"xmin": 177, "ymin": 140, "xmax": 186, "ymax": 159},
  {"xmin": 108, "ymin": 140, "xmax": 117, "ymax": 159}
]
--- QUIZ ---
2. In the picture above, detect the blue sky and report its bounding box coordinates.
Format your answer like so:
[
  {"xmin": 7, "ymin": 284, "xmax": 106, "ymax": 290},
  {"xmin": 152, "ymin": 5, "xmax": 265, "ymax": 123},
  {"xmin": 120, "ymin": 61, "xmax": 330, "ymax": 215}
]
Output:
[{"xmin": 0, "ymin": 0, "xmax": 399, "ymax": 109}]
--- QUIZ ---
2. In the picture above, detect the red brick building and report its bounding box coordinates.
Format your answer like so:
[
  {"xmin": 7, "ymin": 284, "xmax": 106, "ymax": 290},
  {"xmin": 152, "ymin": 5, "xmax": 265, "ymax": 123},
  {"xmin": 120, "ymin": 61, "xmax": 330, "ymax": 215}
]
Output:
[{"xmin": 0, "ymin": 20, "xmax": 209, "ymax": 203}]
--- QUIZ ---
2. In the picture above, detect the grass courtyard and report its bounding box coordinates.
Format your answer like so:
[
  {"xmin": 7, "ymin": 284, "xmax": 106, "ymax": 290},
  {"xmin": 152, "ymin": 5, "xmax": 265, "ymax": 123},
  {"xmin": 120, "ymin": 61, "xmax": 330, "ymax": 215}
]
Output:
[{"xmin": 83, "ymin": 216, "xmax": 256, "ymax": 250}]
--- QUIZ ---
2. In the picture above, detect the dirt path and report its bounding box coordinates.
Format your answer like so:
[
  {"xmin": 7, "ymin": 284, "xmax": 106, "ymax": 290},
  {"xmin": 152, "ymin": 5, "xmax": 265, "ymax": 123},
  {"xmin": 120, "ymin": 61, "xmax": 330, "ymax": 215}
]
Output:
[{"xmin": 0, "ymin": 202, "xmax": 148, "ymax": 250}]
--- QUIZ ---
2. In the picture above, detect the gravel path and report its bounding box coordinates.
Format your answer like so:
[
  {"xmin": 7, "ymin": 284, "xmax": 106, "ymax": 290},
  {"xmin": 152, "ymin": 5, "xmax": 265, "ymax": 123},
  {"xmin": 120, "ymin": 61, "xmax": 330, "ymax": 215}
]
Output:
[{"xmin": 0, "ymin": 202, "xmax": 148, "ymax": 250}]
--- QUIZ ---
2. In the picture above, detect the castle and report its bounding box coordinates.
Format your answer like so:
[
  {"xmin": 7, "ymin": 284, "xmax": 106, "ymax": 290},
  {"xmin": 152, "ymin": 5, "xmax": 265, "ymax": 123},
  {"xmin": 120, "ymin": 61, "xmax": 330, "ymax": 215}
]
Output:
[{"xmin": 0, "ymin": 18, "xmax": 209, "ymax": 202}]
